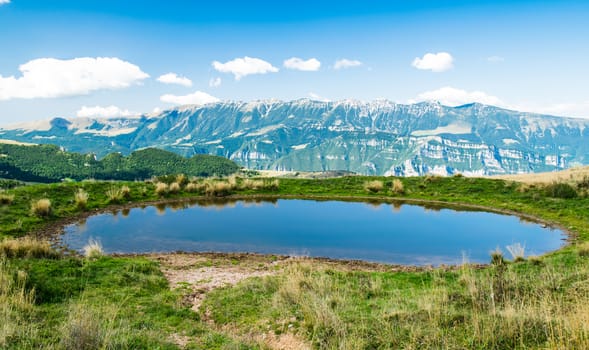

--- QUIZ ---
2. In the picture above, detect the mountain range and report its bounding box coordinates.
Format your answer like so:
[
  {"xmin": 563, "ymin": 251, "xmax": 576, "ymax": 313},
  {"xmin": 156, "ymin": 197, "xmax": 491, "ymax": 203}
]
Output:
[{"xmin": 2, "ymin": 99, "xmax": 588, "ymax": 176}]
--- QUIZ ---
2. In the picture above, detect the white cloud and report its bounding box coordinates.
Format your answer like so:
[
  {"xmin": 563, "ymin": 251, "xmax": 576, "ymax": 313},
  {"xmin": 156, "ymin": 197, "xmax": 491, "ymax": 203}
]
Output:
[
  {"xmin": 487, "ymin": 56, "xmax": 505, "ymax": 63},
  {"xmin": 76, "ymin": 105, "xmax": 136, "ymax": 118},
  {"xmin": 156, "ymin": 73, "xmax": 192, "ymax": 87},
  {"xmin": 308, "ymin": 92, "xmax": 330, "ymax": 102},
  {"xmin": 160, "ymin": 90, "xmax": 220, "ymax": 105},
  {"xmin": 0, "ymin": 57, "xmax": 149, "ymax": 100},
  {"xmin": 413, "ymin": 86, "xmax": 503, "ymax": 106},
  {"xmin": 283, "ymin": 57, "xmax": 321, "ymax": 71},
  {"xmin": 0, "ymin": 0, "xmax": 10, "ymax": 5},
  {"xmin": 411, "ymin": 52, "xmax": 454, "ymax": 72},
  {"xmin": 209, "ymin": 77, "xmax": 222, "ymax": 88},
  {"xmin": 212, "ymin": 56, "xmax": 279, "ymax": 80},
  {"xmin": 334, "ymin": 59, "xmax": 363, "ymax": 70}
]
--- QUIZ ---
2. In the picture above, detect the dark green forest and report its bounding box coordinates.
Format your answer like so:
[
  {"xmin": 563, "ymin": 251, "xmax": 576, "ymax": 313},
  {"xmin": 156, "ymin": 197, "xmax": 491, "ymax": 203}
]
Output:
[{"xmin": 0, "ymin": 143, "xmax": 240, "ymax": 182}]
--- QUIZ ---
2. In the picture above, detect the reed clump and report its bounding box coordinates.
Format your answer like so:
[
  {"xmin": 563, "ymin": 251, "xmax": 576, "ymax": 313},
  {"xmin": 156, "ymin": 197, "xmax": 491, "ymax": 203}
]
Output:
[
  {"xmin": 364, "ymin": 180, "xmax": 384, "ymax": 193},
  {"xmin": 74, "ymin": 188, "xmax": 89, "ymax": 209},
  {"xmin": 30, "ymin": 198, "xmax": 52, "ymax": 217},
  {"xmin": 391, "ymin": 179, "xmax": 404, "ymax": 194}
]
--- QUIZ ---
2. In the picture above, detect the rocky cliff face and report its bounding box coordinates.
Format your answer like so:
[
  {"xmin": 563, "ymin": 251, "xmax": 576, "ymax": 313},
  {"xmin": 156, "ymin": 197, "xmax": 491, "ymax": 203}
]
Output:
[{"xmin": 2, "ymin": 99, "xmax": 588, "ymax": 176}]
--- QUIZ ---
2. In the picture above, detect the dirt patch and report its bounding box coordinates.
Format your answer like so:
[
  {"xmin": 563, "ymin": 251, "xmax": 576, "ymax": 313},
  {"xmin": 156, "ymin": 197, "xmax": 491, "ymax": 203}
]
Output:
[
  {"xmin": 153, "ymin": 253, "xmax": 278, "ymax": 311},
  {"xmin": 258, "ymin": 332, "xmax": 311, "ymax": 350}
]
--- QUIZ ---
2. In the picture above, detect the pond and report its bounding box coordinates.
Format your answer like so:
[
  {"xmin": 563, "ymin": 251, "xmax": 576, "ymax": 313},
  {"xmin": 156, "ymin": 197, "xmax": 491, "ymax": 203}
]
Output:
[{"xmin": 60, "ymin": 199, "xmax": 565, "ymax": 265}]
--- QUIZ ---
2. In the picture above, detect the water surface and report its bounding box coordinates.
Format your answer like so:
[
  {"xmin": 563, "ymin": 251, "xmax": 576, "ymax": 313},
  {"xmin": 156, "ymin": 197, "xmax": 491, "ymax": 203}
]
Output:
[{"xmin": 61, "ymin": 199, "xmax": 565, "ymax": 265}]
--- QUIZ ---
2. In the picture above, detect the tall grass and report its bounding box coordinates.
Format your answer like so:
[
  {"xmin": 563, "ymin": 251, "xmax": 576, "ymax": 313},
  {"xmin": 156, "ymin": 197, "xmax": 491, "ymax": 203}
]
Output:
[
  {"xmin": 0, "ymin": 258, "xmax": 37, "ymax": 348},
  {"xmin": 30, "ymin": 198, "xmax": 51, "ymax": 217},
  {"xmin": 83, "ymin": 239, "xmax": 104, "ymax": 259},
  {"xmin": 391, "ymin": 179, "xmax": 404, "ymax": 194},
  {"xmin": 169, "ymin": 182, "xmax": 181, "ymax": 193},
  {"xmin": 506, "ymin": 242, "xmax": 526, "ymax": 262},
  {"xmin": 0, "ymin": 191, "xmax": 14, "ymax": 205},
  {"xmin": 0, "ymin": 237, "xmax": 58, "ymax": 259},
  {"xmin": 155, "ymin": 182, "xmax": 169, "ymax": 197},
  {"xmin": 74, "ymin": 188, "xmax": 89, "ymax": 209},
  {"xmin": 364, "ymin": 180, "xmax": 384, "ymax": 193},
  {"xmin": 105, "ymin": 186, "xmax": 124, "ymax": 203}
]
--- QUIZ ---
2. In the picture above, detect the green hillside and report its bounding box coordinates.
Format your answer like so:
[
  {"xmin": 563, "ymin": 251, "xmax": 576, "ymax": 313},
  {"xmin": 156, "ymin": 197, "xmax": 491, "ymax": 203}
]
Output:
[{"xmin": 0, "ymin": 143, "xmax": 240, "ymax": 182}]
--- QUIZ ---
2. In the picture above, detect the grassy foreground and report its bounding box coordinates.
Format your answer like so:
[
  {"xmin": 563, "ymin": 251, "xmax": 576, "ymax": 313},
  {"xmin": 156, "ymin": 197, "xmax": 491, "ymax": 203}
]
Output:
[{"xmin": 1, "ymin": 175, "xmax": 589, "ymax": 349}]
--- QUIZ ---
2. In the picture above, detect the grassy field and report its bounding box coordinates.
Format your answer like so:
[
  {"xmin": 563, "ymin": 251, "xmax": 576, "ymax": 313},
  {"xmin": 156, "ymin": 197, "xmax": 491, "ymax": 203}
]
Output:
[{"xmin": 1, "ymin": 174, "xmax": 589, "ymax": 349}]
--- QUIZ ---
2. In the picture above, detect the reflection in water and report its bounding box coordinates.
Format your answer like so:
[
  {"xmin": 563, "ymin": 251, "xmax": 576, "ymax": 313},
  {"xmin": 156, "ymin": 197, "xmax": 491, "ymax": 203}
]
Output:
[{"xmin": 61, "ymin": 198, "xmax": 565, "ymax": 265}]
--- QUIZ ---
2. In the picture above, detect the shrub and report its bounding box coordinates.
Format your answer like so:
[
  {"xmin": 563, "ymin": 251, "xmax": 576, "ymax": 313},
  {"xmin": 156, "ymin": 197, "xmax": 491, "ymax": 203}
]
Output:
[
  {"xmin": 391, "ymin": 179, "xmax": 404, "ymax": 194},
  {"xmin": 544, "ymin": 182, "xmax": 577, "ymax": 199},
  {"xmin": 74, "ymin": 188, "xmax": 89, "ymax": 209},
  {"xmin": 155, "ymin": 182, "xmax": 169, "ymax": 197},
  {"xmin": 105, "ymin": 187, "xmax": 124, "ymax": 203},
  {"xmin": 364, "ymin": 180, "xmax": 384, "ymax": 193},
  {"xmin": 169, "ymin": 182, "xmax": 181, "ymax": 193},
  {"xmin": 31, "ymin": 198, "xmax": 52, "ymax": 217},
  {"xmin": 83, "ymin": 239, "xmax": 104, "ymax": 259}
]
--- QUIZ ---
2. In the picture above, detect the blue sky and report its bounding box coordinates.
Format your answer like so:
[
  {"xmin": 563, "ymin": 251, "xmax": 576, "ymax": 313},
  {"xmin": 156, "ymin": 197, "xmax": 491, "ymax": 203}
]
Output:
[{"xmin": 1, "ymin": 0, "xmax": 588, "ymax": 124}]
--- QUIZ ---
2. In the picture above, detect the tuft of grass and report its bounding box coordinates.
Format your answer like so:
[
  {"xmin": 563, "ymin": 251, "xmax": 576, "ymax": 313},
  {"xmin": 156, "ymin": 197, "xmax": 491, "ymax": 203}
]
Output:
[
  {"xmin": 0, "ymin": 237, "xmax": 58, "ymax": 259},
  {"xmin": 205, "ymin": 180, "xmax": 233, "ymax": 197},
  {"xmin": 30, "ymin": 198, "xmax": 52, "ymax": 217},
  {"xmin": 391, "ymin": 179, "xmax": 404, "ymax": 194},
  {"xmin": 490, "ymin": 247, "xmax": 505, "ymax": 265},
  {"xmin": 0, "ymin": 258, "xmax": 37, "ymax": 348},
  {"xmin": 506, "ymin": 242, "xmax": 526, "ymax": 262},
  {"xmin": 176, "ymin": 173, "xmax": 188, "ymax": 186},
  {"xmin": 241, "ymin": 179, "xmax": 264, "ymax": 190},
  {"xmin": 74, "ymin": 188, "xmax": 89, "ymax": 209},
  {"xmin": 578, "ymin": 242, "xmax": 589, "ymax": 257},
  {"xmin": 169, "ymin": 182, "xmax": 181, "ymax": 194},
  {"xmin": 154, "ymin": 182, "xmax": 169, "ymax": 197},
  {"xmin": 364, "ymin": 180, "xmax": 384, "ymax": 193},
  {"xmin": 120, "ymin": 185, "xmax": 131, "ymax": 199},
  {"xmin": 185, "ymin": 182, "xmax": 199, "ymax": 192},
  {"xmin": 105, "ymin": 186, "xmax": 124, "ymax": 203},
  {"xmin": 83, "ymin": 239, "xmax": 104, "ymax": 259},
  {"xmin": 0, "ymin": 191, "xmax": 14, "ymax": 205},
  {"xmin": 544, "ymin": 181, "xmax": 577, "ymax": 199}
]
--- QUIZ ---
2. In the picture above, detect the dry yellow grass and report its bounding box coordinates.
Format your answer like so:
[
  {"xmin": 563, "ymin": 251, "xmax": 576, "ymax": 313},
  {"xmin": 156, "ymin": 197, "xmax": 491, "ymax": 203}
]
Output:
[
  {"xmin": 30, "ymin": 198, "xmax": 51, "ymax": 217},
  {"xmin": 392, "ymin": 179, "xmax": 404, "ymax": 194},
  {"xmin": 74, "ymin": 188, "xmax": 89, "ymax": 208},
  {"xmin": 169, "ymin": 182, "xmax": 181, "ymax": 193},
  {"xmin": 0, "ymin": 191, "xmax": 14, "ymax": 205},
  {"xmin": 155, "ymin": 182, "xmax": 169, "ymax": 197},
  {"xmin": 491, "ymin": 166, "xmax": 589, "ymax": 184},
  {"xmin": 364, "ymin": 180, "xmax": 384, "ymax": 193},
  {"xmin": 0, "ymin": 237, "xmax": 57, "ymax": 258}
]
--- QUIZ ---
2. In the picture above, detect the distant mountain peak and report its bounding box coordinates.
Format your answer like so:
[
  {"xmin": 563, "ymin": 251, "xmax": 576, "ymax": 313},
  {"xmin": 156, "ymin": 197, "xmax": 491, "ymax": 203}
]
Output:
[{"xmin": 1, "ymin": 99, "xmax": 588, "ymax": 176}]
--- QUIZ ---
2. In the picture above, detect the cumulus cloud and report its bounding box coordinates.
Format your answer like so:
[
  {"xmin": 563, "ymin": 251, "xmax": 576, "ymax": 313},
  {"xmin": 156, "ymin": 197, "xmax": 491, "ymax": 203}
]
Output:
[
  {"xmin": 209, "ymin": 77, "xmax": 222, "ymax": 88},
  {"xmin": 0, "ymin": 0, "xmax": 10, "ymax": 5},
  {"xmin": 212, "ymin": 56, "xmax": 278, "ymax": 80},
  {"xmin": 160, "ymin": 90, "xmax": 220, "ymax": 105},
  {"xmin": 334, "ymin": 59, "xmax": 363, "ymax": 70},
  {"xmin": 411, "ymin": 52, "xmax": 454, "ymax": 72},
  {"xmin": 283, "ymin": 57, "xmax": 321, "ymax": 71},
  {"xmin": 0, "ymin": 57, "xmax": 149, "ymax": 100},
  {"xmin": 413, "ymin": 86, "xmax": 503, "ymax": 106},
  {"xmin": 156, "ymin": 73, "xmax": 192, "ymax": 87},
  {"xmin": 76, "ymin": 105, "xmax": 136, "ymax": 118}
]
